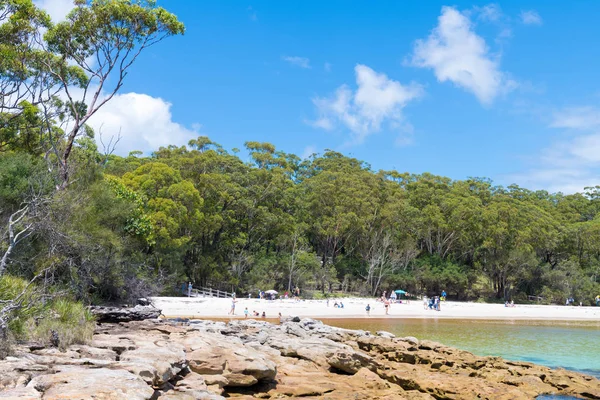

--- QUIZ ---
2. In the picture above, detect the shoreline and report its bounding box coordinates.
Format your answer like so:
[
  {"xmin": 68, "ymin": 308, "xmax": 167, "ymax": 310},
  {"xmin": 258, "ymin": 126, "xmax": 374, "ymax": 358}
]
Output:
[{"xmin": 151, "ymin": 296, "xmax": 600, "ymax": 322}]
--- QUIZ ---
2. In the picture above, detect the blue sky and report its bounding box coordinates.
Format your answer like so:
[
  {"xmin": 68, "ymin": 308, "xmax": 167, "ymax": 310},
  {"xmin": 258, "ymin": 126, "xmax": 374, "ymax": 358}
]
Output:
[{"xmin": 35, "ymin": 1, "xmax": 600, "ymax": 193}]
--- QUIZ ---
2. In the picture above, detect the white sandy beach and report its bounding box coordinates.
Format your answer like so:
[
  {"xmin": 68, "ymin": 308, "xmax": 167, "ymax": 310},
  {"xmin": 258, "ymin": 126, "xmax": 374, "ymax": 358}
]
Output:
[{"xmin": 151, "ymin": 296, "xmax": 600, "ymax": 321}]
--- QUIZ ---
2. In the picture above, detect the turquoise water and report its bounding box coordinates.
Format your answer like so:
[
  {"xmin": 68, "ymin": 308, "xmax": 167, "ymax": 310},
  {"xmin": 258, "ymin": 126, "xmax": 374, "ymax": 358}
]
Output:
[{"xmin": 320, "ymin": 318, "xmax": 600, "ymax": 378}]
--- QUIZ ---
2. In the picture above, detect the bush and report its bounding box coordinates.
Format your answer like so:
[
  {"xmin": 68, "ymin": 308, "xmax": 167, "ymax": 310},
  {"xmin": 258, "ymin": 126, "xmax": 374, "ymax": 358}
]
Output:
[
  {"xmin": 31, "ymin": 299, "xmax": 95, "ymax": 349},
  {"xmin": 1, "ymin": 276, "xmax": 95, "ymax": 350}
]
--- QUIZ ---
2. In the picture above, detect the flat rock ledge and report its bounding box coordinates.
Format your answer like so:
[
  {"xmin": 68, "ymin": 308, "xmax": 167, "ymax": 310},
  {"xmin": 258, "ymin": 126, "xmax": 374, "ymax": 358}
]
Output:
[
  {"xmin": 89, "ymin": 304, "xmax": 162, "ymax": 323},
  {"xmin": 0, "ymin": 317, "xmax": 598, "ymax": 400}
]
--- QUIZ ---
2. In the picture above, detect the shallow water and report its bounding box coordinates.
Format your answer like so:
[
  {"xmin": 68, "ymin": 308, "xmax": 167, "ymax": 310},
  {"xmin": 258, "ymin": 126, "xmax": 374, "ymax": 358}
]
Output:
[{"xmin": 320, "ymin": 318, "xmax": 600, "ymax": 378}]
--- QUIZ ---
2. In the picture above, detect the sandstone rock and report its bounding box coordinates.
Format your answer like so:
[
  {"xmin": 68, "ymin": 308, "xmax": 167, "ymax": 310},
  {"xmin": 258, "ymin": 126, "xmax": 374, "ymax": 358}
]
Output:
[
  {"xmin": 0, "ymin": 387, "xmax": 41, "ymax": 400},
  {"xmin": 327, "ymin": 348, "xmax": 379, "ymax": 374},
  {"xmin": 119, "ymin": 335, "xmax": 187, "ymax": 385},
  {"xmin": 27, "ymin": 366, "xmax": 154, "ymax": 400},
  {"xmin": 1, "ymin": 316, "xmax": 599, "ymax": 400}
]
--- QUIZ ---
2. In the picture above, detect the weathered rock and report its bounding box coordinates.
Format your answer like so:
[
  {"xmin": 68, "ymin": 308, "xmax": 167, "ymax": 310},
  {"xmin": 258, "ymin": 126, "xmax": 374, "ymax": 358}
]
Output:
[
  {"xmin": 0, "ymin": 316, "xmax": 598, "ymax": 399},
  {"xmin": 0, "ymin": 387, "xmax": 41, "ymax": 400},
  {"xmin": 90, "ymin": 304, "xmax": 162, "ymax": 323},
  {"xmin": 27, "ymin": 366, "xmax": 154, "ymax": 400}
]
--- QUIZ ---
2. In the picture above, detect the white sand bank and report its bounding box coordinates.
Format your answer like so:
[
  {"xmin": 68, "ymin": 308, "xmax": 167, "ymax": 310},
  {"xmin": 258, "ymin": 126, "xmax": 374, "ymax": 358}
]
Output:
[{"xmin": 151, "ymin": 296, "xmax": 600, "ymax": 321}]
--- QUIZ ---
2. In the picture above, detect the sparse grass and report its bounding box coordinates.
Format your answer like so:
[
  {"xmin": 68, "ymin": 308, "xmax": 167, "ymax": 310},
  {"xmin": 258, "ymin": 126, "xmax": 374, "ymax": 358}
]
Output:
[
  {"xmin": 1, "ymin": 276, "xmax": 95, "ymax": 350},
  {"xmin": 30, "ymin": 299, "xmax": 95, "ymax": 349}
]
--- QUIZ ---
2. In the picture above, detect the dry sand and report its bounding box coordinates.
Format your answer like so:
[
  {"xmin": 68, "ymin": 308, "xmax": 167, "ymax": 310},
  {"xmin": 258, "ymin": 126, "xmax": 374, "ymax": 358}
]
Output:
[{"xmin": 151, "ymin": 296, "xmax": 600, "ymax": 321}]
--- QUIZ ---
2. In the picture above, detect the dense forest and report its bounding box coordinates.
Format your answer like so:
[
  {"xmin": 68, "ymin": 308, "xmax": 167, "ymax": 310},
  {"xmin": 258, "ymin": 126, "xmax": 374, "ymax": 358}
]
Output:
[{"xmin": 1, "ymin": 0, "xmax": 600, "ymax": 349}]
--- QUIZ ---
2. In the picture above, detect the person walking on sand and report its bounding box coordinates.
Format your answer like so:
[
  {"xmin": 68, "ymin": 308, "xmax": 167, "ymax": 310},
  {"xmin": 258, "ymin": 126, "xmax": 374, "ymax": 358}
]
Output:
[
  {"xmin": 187, "ymin": 282, "xmax": 192, "ymax": 297},
  {"xmin": 366, "ymin": 303, "xmax": 371, "ymax": 316},
  {"xmin": 228, "ymin": 297, "xmax": 237, "ymax": 315},
  {"xmin": 384, "ymin": 299, "xmax": 390, "ymax": 315},
  {"xmin": 244, "ymin": 307, "xmax": 249, "ymax": 318}
]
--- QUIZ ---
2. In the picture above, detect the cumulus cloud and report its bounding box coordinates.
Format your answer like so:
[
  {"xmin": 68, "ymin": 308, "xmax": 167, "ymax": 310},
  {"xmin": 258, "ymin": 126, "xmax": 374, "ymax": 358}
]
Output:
[
  {"xmin": 309, "ymin": 64, "xmax": 423, "ymax": 144},
  {"xmin": 282, "ymin": 56, "xmax": 311, "ymax": 69},
  {"xmin": 85, "ymin": 92, "xmax": 200, "ymax": 156},
  {"xmin": 33, "ymin": 0, "xmax": 75, "ymax": 22},
  {"xmin": 520, "ymin": 10, "xmax": 542, "ymax": 26},
  {"xmin": 510, "ymin": 106, "xmax": 600, "ymax": 193},
  {"xmin": 32, "ymin": 1, "xmax": 197, "ymax": 156},
  {"xmin": 409, "ymin": 6, "xmax": 514, "ymax": 104}
]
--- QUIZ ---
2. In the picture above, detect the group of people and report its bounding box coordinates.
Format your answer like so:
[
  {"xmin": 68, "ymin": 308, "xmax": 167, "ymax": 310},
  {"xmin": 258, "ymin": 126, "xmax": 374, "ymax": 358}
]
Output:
[
  {"xmin": 333, "ymin": 301, "xmax": 345, "ymax": 308},
  {"xmin": 243, "ymin": 308, "xmax": 266, "ymax": 318},
  {"xmin": 424, "ymin": 295, "xmax": 441, "ymax": 311}
]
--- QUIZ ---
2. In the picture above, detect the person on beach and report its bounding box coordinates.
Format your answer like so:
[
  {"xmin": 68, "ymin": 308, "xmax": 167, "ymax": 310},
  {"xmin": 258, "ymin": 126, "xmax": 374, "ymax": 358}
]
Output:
[
  {"xmin": 187, "ymin": 282, "xmax": 192, "ymax": 297},
  {"xmin": 228, "ymin": 297, "xmax": 236, "ymax": 315},
  {"xmin": 244, "ymin": 307, "xmax": 249, "ymax": 318},
  {"xmin": 423, "ymin": 296, "xmax": 428, "ymax": 310},
  {"xmin": 596, "ymin": 295, "xmax": 600, "ymax": 306},
  {"xmin": 261, "ymin": 311, "xmax": 266, "ymax": 318},
  {"xmin": 390, "ymin": 291, "xmax": 397, "ymax": 303},
  {"xmin": 441, "ymin": 290, "xmax": 447, "ymax": 301},
  {"xmin": 366, "ymin": 304, "xmax": 371, "ymax": 316},
  {"xmin": 384, "ymin": 299, "xmax": 390, "ymax": 315},
  {"xmin": 340, "ymin": 301, "xmax": 344, "ymax": 308}
]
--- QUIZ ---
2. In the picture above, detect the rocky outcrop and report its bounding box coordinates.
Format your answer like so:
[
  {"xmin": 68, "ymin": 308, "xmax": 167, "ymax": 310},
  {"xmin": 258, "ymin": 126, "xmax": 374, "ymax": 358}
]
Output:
[
  {"xmin": 0, "ymin": 317, "xmax": 598, "ymax": 399},
  {"xmin": 89, "ymin": 304, "xmax": 162, "ymax": 323}
]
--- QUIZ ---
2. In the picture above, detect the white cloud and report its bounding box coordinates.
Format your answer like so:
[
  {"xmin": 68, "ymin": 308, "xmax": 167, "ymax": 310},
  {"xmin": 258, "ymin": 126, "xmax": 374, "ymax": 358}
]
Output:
[
  {"xmin": 33, "ymin": 1, "xmax": 197, "ymax": 156},
  {"xmin": 410, "ymin": 6, "xmax": 514, "ymax": 104},
  {"xmin": 520, "ymin": 10, "xmax": 542, "ymax": 26},
  {"xmin": 474, "ymin": 4, "xmax": 502, "ymax": 22},
  {"xmin": 34, "ymin": 0, "xmax": 75, "ymax": 22},
  {"xmin": 86, "ymin": 92, "xmax": 200, "ymax": 156},
  {"xmin": 551, "ymin": 106, "xmax": 600, "ymax": 130},
  {"xmin": 309, "ymin": 64, "xmax": 423, "ymax": 144},
  {"xmin": 510, "ymin": 106, "xmax": 600, "ymax": 193},
  {"xmin": 301, "ymin": 145, "xmax": 317, "ymax": 159},
  {"xmin": 282, "ymin": 56, "xmax": 311, "ymax": 69}
]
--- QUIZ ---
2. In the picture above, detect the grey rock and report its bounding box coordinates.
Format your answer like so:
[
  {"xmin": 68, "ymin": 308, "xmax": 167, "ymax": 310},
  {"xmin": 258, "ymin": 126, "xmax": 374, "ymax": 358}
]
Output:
[{"xmin": 90, "ymin": 305, "xmax": 162, "ymax": 323}]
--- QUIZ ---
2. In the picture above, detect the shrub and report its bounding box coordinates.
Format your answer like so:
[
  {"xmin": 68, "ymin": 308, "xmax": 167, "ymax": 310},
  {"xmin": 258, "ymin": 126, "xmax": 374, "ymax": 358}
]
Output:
[{"xmin": 31, "ymin": 299, "xmax": 95, "ymax": 349}]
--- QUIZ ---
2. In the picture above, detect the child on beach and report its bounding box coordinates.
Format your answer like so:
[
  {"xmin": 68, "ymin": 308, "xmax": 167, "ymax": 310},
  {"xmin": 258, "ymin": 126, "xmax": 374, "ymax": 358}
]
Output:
[{"xmin": 244, "ymin": 307, "xmax": 249, "ymax": 318}]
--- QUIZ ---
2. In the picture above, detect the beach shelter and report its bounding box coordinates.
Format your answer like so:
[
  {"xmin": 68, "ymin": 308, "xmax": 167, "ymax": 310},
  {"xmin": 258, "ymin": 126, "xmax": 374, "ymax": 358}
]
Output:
[
  {"xmin": 394, "ymin": 289, "xmax": 407, "ymax": 295},
  {"xmin": 265, "ymin": 289, "xmax": 278, "ymax": 295}
]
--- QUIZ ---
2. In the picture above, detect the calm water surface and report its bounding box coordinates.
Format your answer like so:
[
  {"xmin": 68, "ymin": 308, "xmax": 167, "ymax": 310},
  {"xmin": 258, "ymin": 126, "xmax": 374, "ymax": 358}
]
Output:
[{"xmin": 320, "ymin": 318, "xmax": 600, "ymax": 378}]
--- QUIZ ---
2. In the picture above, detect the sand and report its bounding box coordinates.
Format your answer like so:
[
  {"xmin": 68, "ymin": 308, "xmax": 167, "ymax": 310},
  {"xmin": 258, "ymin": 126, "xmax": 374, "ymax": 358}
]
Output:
[{"xmin": 151, "ymin": 296, "xmax": 600, "ymax": 321}]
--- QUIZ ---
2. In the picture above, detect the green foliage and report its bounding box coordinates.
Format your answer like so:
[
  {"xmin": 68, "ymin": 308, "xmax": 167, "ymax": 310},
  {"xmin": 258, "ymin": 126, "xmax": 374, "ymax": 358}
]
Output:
[{"xmin": 31, "ymin": 298, "xmax": 95, "ymax": 349}]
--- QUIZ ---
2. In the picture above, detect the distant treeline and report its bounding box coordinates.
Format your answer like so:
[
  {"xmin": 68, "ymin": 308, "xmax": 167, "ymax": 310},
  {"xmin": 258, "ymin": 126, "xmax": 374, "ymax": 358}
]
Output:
[{"xmin": 3, "ymin": 137, "xmax": 600, "ymax": 304}]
